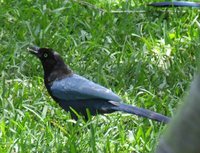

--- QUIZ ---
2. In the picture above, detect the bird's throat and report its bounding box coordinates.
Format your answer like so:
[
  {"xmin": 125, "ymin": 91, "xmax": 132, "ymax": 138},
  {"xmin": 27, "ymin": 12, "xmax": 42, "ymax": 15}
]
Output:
[{"xmin": 44, "ymin": 67, "xmax": 73, "ymax": 85}]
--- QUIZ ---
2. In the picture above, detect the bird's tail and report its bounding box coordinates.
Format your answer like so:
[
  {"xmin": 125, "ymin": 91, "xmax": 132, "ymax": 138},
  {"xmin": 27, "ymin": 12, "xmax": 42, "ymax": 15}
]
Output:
[{"xmin": 110, "ymin": 101, "xmax": 170, "ymax": 123}]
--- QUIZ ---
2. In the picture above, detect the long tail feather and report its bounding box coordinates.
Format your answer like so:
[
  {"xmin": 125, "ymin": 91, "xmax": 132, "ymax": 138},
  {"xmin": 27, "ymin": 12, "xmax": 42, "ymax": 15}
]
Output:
[{"xmin": 111, "ymin": 102, "xmax": 170, "ymax": 123}]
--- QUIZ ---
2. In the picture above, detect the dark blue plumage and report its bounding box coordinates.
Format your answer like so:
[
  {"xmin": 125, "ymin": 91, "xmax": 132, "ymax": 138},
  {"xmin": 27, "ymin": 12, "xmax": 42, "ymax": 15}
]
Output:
[
  {"xmin": 28, "ymin": 46, "xmax": 170, "ymax": 123},
  {"xmin": 148, "ymin": 1, "xmax": 200, "ymax": 8},
  {"xmin": 50, "ymin": 74, "xmax": 121, "ymax": 102}
]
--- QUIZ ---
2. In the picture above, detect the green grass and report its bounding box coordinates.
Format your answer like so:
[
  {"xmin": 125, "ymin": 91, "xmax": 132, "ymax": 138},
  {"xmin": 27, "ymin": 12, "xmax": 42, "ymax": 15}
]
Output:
[{"xmin": 1, "ymin": 0, "xmax": 200, "ymax": 152}]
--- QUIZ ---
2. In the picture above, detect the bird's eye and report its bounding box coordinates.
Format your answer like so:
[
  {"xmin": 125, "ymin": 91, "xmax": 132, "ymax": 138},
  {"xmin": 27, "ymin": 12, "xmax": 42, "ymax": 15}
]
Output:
[{"xmin": 43, "ymin": 53, "xmax": 48, "ymax": 58}]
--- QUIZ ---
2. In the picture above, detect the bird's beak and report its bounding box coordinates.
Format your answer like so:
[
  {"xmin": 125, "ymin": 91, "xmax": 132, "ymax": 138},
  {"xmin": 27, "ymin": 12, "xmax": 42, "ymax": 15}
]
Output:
[{"xmin": 27, "ymin": 46, "xmax": 40, "ymax": 56}]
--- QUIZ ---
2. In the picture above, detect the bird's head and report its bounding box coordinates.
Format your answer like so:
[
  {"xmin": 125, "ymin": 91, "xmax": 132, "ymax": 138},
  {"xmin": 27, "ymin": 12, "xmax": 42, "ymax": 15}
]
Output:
[
  {"xmin": 28, "ymin": 46, "xmax": 72, "ymax": 82},
  {"xmin": 28, "ymin": 46, "xmax": 58, "ymax": 68}
]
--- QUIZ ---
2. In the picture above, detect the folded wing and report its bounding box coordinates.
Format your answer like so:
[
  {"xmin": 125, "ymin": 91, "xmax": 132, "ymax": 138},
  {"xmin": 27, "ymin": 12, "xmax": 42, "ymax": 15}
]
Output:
[{"xmin": 50, "ymin": 74, "xmax": 122, "ymax": 102}]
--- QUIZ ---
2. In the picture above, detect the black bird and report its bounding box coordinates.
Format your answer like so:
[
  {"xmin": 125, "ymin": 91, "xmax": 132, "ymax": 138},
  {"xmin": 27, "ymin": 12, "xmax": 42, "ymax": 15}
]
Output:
[{"xmin": 28, "ymin": 46, "xmax": 170, "ymax": 123}]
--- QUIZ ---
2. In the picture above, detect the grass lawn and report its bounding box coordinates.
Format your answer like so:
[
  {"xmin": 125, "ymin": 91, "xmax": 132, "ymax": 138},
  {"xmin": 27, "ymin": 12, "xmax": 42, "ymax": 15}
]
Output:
[{"xmin": 1, "ymin": 0, "xmax": 200, "ymax": 152}]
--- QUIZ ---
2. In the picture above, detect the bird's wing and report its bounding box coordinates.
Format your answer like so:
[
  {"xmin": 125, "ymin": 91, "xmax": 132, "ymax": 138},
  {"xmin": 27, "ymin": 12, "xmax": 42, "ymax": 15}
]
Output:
[{"xmin": 50, "ymin": 74, "xmax": 122, "ymax": 102}]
